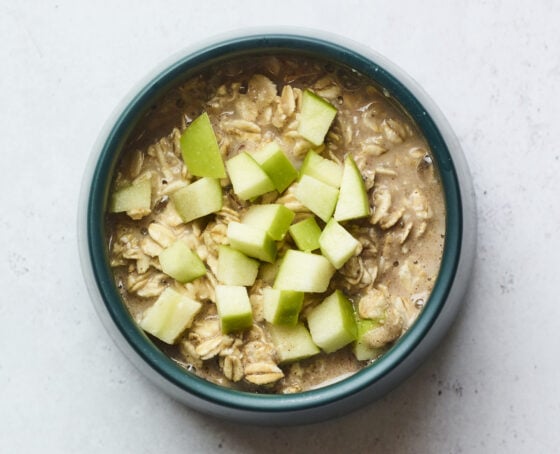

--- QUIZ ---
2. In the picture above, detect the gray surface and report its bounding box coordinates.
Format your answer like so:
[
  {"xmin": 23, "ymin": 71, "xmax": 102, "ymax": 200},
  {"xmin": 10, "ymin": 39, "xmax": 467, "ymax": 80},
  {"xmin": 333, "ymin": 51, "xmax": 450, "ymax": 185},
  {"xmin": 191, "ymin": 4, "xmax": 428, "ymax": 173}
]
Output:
[{"xmin": 1, "ymin": 1, "xmax": 558, "ymax": 452}]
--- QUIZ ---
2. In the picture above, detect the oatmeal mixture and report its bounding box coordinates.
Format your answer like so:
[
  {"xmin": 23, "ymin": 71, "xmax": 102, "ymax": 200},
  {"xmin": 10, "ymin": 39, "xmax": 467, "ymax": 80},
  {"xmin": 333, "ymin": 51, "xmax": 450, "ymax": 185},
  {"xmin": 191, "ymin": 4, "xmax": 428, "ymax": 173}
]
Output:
[{"xmin": 107, "ymin": 55, "xmax": 445, "ymax": 393}]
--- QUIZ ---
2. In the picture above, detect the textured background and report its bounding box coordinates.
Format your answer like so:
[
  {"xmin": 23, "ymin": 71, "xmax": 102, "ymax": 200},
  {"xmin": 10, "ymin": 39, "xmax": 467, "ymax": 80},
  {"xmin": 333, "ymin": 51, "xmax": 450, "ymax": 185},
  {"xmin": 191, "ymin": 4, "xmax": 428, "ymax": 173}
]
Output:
[{"xmin": 1, "ymin": 1, "xmax": 559, "ymax": 452}]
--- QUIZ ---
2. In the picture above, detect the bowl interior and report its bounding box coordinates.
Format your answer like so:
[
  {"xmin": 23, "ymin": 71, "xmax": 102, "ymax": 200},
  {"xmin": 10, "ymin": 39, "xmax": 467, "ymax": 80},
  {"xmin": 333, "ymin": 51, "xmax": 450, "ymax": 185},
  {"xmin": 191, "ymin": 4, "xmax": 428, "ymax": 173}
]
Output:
[{"xmin": 86, "ymin": 34, "xmax": 462, "ymax": 413}]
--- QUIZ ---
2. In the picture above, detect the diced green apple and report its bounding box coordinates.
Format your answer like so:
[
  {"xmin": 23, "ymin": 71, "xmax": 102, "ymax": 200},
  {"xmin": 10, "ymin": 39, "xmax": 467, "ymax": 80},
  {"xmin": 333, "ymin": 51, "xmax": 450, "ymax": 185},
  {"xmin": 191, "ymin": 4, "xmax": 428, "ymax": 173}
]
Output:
[
  {"xmin": 353, "ymin": 341, "xmax": 384, "ymax": 362},
  {"xmin": 242, "ymin": 204, "xmax": 295, "ymax": 241},
  {"xmin": 262, "ymin": 287, "xmax": 304, "ymax": 326},
  {"xmin": 307, "ymin": 290, "xmax": 358, "ymax": 353},
  {"xmin": 180, "ymin": 112, "xmax": 226, "ymax": 178},
  {"xmin": 110, "ymin": 179, "xmax": 151, "ymax": 213},
  {"xmin": 269, "ymin": 323, "xmax": 320, "ymax": 363},
  {"xmin": 217, "ymin": 245, "xmax": 259, "ymax": 286},
  {"xmin": 252, "ymin": 142, "xmax": 298, "ymax": 193},
  {"xmin": 299, "ymin": 150, "xmax": 343, "ymax": 188},
  {"xmin": 353, "ymin": 318, "xmax": 384, "ymax": 361},
  {"xmin": 319, "ymin": 219, "xmax": 360, "ymax": 269},
  {"xmin": 139, "ymin": 287, "xmax": 202, "ymax": 344},
  {"xmin": 226, "ymin": 221, "xmax": 277, "ymax": 263},
  {"xmin": 298, "ymin": 90, "xmax": 337, "ymax": 146},
  {"xmin": 215, "ymin": 285, "xmax": 253, "ymax": 334},
  {"xmin": 226, "ymin": 152, "xmax": 275, "ymax": 200},
  {"xmin": 158, "ymin": 240, "xmax": 206, "ymax": 284},
  {"xmin": 295, "ymin": 175, "xmax": 339, "ymax": 222},
  {"xmin": 171, "ymin": 177, "xmax": 222, "ymax": 223},
  {"xmin": 274, "ymin": 250, "xmax": 335, "ymax": 293},
  {"xmin": 334, "ymin": 155, "xmax": 371, "ymax": 221},
  {"xmin": 288, "ymin": 216, "xmax": 321, "ymax": 252}
]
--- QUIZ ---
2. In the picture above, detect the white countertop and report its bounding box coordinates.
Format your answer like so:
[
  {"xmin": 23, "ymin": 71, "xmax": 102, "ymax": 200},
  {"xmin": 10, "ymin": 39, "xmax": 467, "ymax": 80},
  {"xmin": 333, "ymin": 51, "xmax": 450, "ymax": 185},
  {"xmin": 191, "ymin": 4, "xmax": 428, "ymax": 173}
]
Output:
[{"xmin": 1, "ymin": 1, "xmax": 559, "ymax": 452}]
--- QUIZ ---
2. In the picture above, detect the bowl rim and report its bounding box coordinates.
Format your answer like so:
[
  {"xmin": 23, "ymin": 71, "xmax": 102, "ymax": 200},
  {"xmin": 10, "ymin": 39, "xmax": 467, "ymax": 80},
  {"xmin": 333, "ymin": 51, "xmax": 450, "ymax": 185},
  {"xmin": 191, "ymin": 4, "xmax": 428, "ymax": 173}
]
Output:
[{"xmin": 83, "ymin": 31, "xmax": 463, "ymax": 413}]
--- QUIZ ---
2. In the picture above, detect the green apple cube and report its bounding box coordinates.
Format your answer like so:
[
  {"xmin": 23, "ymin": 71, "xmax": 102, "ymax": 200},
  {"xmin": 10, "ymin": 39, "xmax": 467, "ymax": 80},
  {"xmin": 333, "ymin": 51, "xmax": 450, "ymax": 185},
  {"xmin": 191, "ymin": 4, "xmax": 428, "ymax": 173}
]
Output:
[
  {"xmin": 307, "ymin": 290, "xmax": 358, "ymax": 353},
  {"xmin": 180, "ymin": 112, "xmax": 226, "ymax": 178},
  {"xmin": 215, "ymin": 285, "xmax": 253, "ymax": 334},
  {"xmin": 298, "ymin": 89, "xmax": 338, "ymax": 146},
  {"xmin": 226, "ymin": 152, "xmax": 275, "ymax": 200},
  {"xmin": 299, "ymin": 150, "xmax": 343, "ymax": 188},
  {"xmin": 353, "ymin": 318, "xmax": 384, "ymax": 361},
  {"xmin": 262, "ymin": 288, "xmax": 304, "ymax": 326},
  {"xmin": 217, "ymin": 245, "xmax": 259, "ymax": 286},
  {"xmin": 319, "ymin": 219, "xmax": 360, "ymax": 269},
  {"xmin": 252, "ymin": 142, "xmax": 298, "ymax": 193},
  {"xmin": 242, "ymin": 204, "xmax": 295, "ymax": 241},
  {"xmin": 288, "ymin": 216, "xmax": 321, "ymax": 252},
  {"xmin": 158, "ymin": 240, "xmax": 206, "ymax": 284},
  {"xmin": 353, "ymin": 341, "xmax": 383, "ymax": 362},
  {"xmin": 171, "ymin": 177, "xmax": 222, "ymax": 223},
  {"xmin": 110, "ymin": 179, "xmax": 151, "ymax": 213},
  {"xmin": 139, "ymin": 287, "xmax": 202, "ymax": 344},
  {"xmin": 226, "ymin": 221, "xmax": 277, "ymax": 263},
  {"xmin": 295, "ymin": 175, "xmax": 339, "ymax": 222},
  {"xmin": 274, "ymin": 250, "xmax": 335, "ymax": 293},
  {"xmin": 269, "ymin": 323, "xmax": 320, "ymax": 363},
  {"xmin": 334, "ymin": 155, "xmax": 371, "ymax": 221}
]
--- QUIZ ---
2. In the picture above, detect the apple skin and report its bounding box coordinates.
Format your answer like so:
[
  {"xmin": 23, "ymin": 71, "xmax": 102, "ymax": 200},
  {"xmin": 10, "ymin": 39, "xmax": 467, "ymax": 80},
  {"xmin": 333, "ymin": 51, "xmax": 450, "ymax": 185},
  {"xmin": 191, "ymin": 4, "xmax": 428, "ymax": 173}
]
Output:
[
  {"xmin": 288, "ymin": 216, "xmax": 322, "ymax": 252},
  {"xmin": 334, "ymin": 155, "xmax": 371, "ymax": 222},
  {"xmin": 319, "ymin": 219, "xmax": 361, "ymax": 269},
  {"xmin": 171, "ymin": 177, "xmax": 222, "ymax": 223},
  {"xmin": 262, "ymin": 288, "xmax": 304, "ymax": 326},
  {"xmin": 242, "ymin": 204, "xmax": 295, "ymax": 241},
  {"xmin": 307, "ymin": 290, "xmax": 358, "ymax": 353},
  {"xmin": 299, "ymin": 150, "xmax": 343, "ymax": 188},
  {"xmin": 139, "ymin": 287, "xmax": 202, "ymax": 344},
  {"xmin": 226, "ymin": 152, "xmax": 275, "ymax": 200},
  {"xmin": 298, "ymin": 89, "xmax": 337, "ymax": 146},
  {"xmin": 252, "ymin": 142, "xmax": 298, "ymax": 193},
  {"xmin": 158, "ymin": 240, "xmax": 206, "ymax": 284},
  {"xmin": 226, "ymin": 221, "xmax": 277, "ymax": 263},
  {"xmin": 215, "ymin": 285, "xmax": 253, "ymax": 334},
  {"xmin": 180, "ymin": 112, "xmax": 226, "ymax": 178},
  {"xmin": 353, "ymin": 318, "xmax": 384, "ymax": 361},
  {"xmin": 110, "ymin": 179, "xmax": 151, "ymax": 214}
]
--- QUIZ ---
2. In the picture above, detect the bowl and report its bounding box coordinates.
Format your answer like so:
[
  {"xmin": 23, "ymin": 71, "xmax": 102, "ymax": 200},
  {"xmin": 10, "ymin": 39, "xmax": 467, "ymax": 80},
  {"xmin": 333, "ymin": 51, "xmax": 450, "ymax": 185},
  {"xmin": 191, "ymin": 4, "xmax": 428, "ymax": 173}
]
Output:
[{"xmin": 78, "ymin": 30, "xmax": 476, "ymax": 425}]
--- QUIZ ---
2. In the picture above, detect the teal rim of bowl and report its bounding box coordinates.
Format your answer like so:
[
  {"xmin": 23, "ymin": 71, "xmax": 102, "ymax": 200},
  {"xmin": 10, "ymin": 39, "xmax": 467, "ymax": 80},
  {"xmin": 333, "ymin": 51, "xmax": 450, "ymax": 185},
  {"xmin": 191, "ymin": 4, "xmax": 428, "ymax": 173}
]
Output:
[{"xmin": 87, "ymin": 33, "xmax": 462, "ymax": 413}]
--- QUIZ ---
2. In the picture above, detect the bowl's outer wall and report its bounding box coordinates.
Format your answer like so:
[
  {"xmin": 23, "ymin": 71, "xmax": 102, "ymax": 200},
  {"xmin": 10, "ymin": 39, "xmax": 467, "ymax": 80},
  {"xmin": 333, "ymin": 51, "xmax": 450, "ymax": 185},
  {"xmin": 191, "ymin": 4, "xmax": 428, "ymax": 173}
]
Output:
[{"xmin": 79, "ymin": 32, "xmax": 476, "ymax": 425}]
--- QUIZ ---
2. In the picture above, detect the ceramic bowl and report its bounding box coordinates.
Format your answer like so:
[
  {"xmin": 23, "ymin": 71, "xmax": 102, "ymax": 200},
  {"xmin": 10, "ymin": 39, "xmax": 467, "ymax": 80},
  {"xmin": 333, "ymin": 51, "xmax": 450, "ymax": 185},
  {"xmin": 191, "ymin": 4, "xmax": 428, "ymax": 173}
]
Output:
[{"xmin": 78, "ymin": 30, "xmax": 476, "ymax": 425}]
